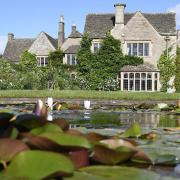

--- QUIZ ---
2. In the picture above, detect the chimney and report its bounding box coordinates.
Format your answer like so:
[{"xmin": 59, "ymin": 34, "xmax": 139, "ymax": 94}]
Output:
[
  {"xmin": 114, "ymin": 3, "xmax": 126, "ymax": 26},
  {"xmin": 72, "ymin": 23, "xmax": 77, "ymax": 34},
  {"xmin": 58, "ymin": 15, "xmax": 65, "ymax": 49},
  {"xmin": 8, "ymin": 33, "xmax": 14, "ymax": 41}
]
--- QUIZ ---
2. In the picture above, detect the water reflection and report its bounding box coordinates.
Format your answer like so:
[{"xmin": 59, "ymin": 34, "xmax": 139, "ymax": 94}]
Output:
[{"xmin": 54, "ymin": 110, "xmax": 179, "ymax": 129}]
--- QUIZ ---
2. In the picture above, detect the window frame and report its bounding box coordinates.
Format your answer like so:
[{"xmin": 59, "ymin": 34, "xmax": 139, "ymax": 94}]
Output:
[
  {"xmin": 126, "ymin": 41, "xmax": 151, "ymax": 57},
  {"xmin": 36, "ymin": 56, "xmax": 48, "ymax": 67}
]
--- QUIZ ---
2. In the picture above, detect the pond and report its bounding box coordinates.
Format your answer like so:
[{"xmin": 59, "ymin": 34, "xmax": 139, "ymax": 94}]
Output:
[{"xmin": 0, "ymin": 103, "xmax": 180, "ymax": 179}]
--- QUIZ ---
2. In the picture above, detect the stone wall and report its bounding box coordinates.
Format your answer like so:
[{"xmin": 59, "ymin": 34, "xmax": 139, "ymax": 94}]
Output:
[
  {"xmin": 111, "ymin": 12, "xmax": 177, "ymax": 67},
  {"xmin": 29, "ymin": 32, "xmax": 56, "ymax": 56}
]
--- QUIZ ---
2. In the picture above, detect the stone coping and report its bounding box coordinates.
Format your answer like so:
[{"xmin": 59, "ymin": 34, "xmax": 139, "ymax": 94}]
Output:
[{"xmin": 0, "ymin": 98, "xmax": 177, "ymax": 106}]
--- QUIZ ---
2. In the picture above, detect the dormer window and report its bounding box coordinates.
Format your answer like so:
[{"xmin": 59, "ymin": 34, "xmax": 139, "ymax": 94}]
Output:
[
  {"xmin": 37, "ymin": 56, "xmax": 48, "ymax": 67},
  {"xmin": 127, "ymin": 42, "xmax": 150, "ymax": 57}
]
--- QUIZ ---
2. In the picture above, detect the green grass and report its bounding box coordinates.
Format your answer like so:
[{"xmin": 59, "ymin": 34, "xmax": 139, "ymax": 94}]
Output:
[{"xmin": 0, "ymin": 90, "xmax": 179, "ymax": 100}]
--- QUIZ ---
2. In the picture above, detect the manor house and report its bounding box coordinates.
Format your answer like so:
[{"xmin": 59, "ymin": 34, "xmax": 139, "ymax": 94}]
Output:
[{"xmin": 3, "ymin": 3, "xmax": 180, "ymax": 92}]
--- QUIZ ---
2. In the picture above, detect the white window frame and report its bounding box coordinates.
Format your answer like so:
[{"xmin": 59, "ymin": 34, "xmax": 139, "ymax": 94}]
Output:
[
  {"xmin": 66, "ymin": 54, "xmax": 77, "ymax": 65},
  {"xmin": 119, "ymin": 72, "xmax": 160, "ymax": 92},
  {"xmin": 126, "ymin": 41, "xmax": 151, "ymax": 57},
  {"xmin": 36, "ymin": 56, "xmax": 48, "ymax": 67}
]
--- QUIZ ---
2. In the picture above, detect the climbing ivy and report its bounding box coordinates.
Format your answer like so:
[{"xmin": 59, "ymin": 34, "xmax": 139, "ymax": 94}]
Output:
[
  {"xmin": 174, "ymin": 47, "xmax": 180, "ymax": 92},
  {"xmin": 157, "ymin": 48, "xmax": 176, "ymax": 92}
]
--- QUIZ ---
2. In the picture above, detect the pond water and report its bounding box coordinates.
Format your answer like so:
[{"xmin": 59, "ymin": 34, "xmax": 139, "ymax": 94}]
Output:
[{"xmin": 53, "ymin": 110, "xmax": 180, "ymax": 129}]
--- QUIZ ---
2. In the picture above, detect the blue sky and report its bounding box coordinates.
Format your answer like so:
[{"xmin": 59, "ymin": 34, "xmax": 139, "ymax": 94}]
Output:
[{"xmin": 0, "ymin": 0, "xmax": 180, "ymax": 54}]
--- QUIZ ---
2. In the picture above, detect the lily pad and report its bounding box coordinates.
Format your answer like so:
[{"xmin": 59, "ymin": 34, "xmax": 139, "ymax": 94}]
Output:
[
  {"xmin": 79, "ymin": 166, "xmax": 161, "ymax": 180},
  {"xmin": 0, "ymin": 138, "xmax": 29, "ymax": 163},
  {"xmin": 30, "ymin": 123, "xmax": 63, "ymax": 135},
  {"xmin": 40, "ymin": 132, "xmax": 91, "ymax": 149},
  {"xmin": 2, "ymin": 150, "xmax": 74, "ymax": 179},
  {"xmin": 92, "ymin": 143, "xmax": 136, "ymax": 165},
  {"xmin": 122, "ymin": 123, "xmax": 141, "ymax": 137}
]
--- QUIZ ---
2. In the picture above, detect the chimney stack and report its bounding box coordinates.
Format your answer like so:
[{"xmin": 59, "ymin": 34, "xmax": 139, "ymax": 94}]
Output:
[
  {"xmin": 114, "ymin": 3, "xmax": 126, "ymax": 26},
  {"xmin": 8, "ymin": 33, "xmax": 14, "ymax": 41},
  {"xmin": 58, "ymin": 15, "xmax": 65, "ymax": 49},
  {"xmin": 72, "ymin": 23, "xmax": 77, "ymax": 34}
]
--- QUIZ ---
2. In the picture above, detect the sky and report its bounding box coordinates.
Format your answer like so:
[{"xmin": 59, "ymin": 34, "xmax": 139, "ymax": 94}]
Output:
[{"xmin": 0, "ymin": 0, "xmax": 180, "ymax": 54}]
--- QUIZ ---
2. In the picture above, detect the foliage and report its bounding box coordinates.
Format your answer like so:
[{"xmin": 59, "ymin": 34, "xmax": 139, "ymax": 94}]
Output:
[
  {"xmin": 0, "ymin": 59, "xmax": 21, "ymax": 89},
  {"xmin": 157, "ymin": 48, "xmax": 176, "ymax": 92},
  {"xmin": 19, "ymin": 50, "xmax": 37, "ymax": 70},
  {"xmin": 48, "ymin": 49, "xmax": 64, "ymax": 67},
  {"xmin": 77, "ymin": 33, "xmax": 143, "ymax": 90},
  {"xmin": 174, "ymin": 47, "xmax": 180, "ymax": 92}
]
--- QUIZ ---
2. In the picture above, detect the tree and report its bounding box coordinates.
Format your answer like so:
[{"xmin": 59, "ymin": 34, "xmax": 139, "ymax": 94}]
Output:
[
  {"xmin": 157, "ymin": 48, "xmax": 176, "ymax": 92},
  {"xmin": 19, "ymin": 50, "xmax": 37, "ymax": 70},
  {"xmin": 77, "ymin": 33, "xmax": 94, "ymax": 76},
  {"xmin": 48, "ymin": 49, "xmax": 64, "ymax": 67},
  {"xmin": 175, "ymin": 47, "xmax": 180, "ymax": 92},
  {"xmin": 0, "ymin": 59, "xmax": 21, "ymax": 89}
]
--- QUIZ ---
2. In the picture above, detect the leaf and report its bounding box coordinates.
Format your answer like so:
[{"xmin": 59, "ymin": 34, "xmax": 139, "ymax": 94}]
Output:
[
  {"xmin": 0, "ymin": 112, "xmax": 14, "ymax": 127},
  {"xmin": 13, "ymin": 114, "xmax": 47, "ymax": 131},
  {"xmin": 79, "ymin": 166, "xmax": 161, "ymax": 180},
  {"xmin": 39, "ymin": 132, "xmax": 91, "ymax": 149},
  {"xmin": 69, "ymin": 149, "xmax": 89, "ymax": 169},
  {"xmin": 2, "ymin": 150, "xmax": 74, "ymax": 179},
  {"xmin": 30, "ymin": 123, "xmax": 62, "ymax": 135},
  {"xmin": 92, "ymin": 144, "xmax": 136, "ymax": 165},
  {"xmin": 122, "ymin": 123, "xmax": 141, "ymax": 137},
  {"xmin": 53, "ymin": 118, "xmax": 69, "ymax": 131},
  {"xmin": 0, "ymin": 138, "xmax": 29, "ymax": 163},
  {"xmin": 85, "ymin": 132, "xmax": 109, "ymax": 144}
]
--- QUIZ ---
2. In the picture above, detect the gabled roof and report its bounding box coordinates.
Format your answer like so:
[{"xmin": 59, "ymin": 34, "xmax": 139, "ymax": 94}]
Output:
[
  {"xmin": 43, "ymin": 32, "xmax": 58, "ymax": 49},
  {"xmin": 3, "ymin": 38, "xmax": 35, "ymax": 63},
  {"xmin": 120, "ymin": 64, "xmax": 159, "ymax": 72},
  {"xmin": 68, "ymin": 31, "xmax": 82, "ymax": 38},
  {"xmin": 64, "ymin": 45, "xmax": 80, "ymax": 54},
  {"xmin": 84, "ymin": 13, "xmax": 176, "ymax": 38}
]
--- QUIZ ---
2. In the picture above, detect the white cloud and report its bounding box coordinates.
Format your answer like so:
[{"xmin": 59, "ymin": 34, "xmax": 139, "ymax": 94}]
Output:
[
  {"xmin": 0, "ymin": 36, "xmax": 8, "ymax": 54},
  {"xmin": 167, "ymin": 4, "xmax": 180, "ymax": 28}
]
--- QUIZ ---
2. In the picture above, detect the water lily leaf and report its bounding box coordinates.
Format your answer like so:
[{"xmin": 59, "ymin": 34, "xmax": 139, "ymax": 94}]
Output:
[
  {"xmin": 2, "ymin": 150, "xmax": 74, "ymax": 179},
  {"xmin": 30, "ymin": 123, "xmax": 62, "ymax": 135},
  {"xmin": 79, "ymin": 166, "xmax": 161, "ymax": 180},
  {"xmin": 0, "ymin": 112, "xmax": 14, "ymax": 127},
  {"xmin": 69, "ymin": 149, "xmax": 89, "ymax": 169},
  {"xmin": 0, "ymin": 126, "xmax": 19, "ymax": 139},
  {"xmin": 122, "ymin": 123, "xmax": 141, "ymax": 137},
  {"xmin": 53, "ymin": 118, "xmax": 69, "ymax": 131},
  {"xmin": 85, "ymin": 132, "xmax": 109, "ymax": 144},
  {"xmin": 92, "ymin": 144, "xmax": 136, "ymax": 165},
  {"xmin": 66, "ymin": 129, "xmax": 84, "ymax": 136},
  {"xmin": 39, "ymin": 132, "xmax": 91, "ymax": 149},
  {"xmin": 132, "ymin": 146, "xmax": 180, "ymax": 165},
  {"xmin": 13, "ymin": 114, "xmax": 47, "ymax": 131},
  {"xmin": 64, "ymin": 171, "xmax": 105, "ymax": 180},
  {"xmin": 0, "ymin": 138, "xmax": 29, "ymax": 163}
]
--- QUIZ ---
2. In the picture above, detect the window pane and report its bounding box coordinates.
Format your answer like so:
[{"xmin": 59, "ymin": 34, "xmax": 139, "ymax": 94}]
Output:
[
  {"xmin": 124, "ymin": 73, "xmax": 128, "ymax": 78},
  {"xmin": 45, "ymin": 58, "xmax": 48, "ymax": 65},
  {"xmin": 133, "ymin": 43, "xmax": 137, "ymax": 56},
  {"xmin": 147, "ymin": 73, "xmax": 152, "ymax": 79},
  {"xmin": 147, "ymin": 80, "xmax": 152, "ymax": 91},
  {"xmin": 127, "ymin": 43, "xmax": 132, "ymax": 55},
  {"xmin": 123, "ymin": 80, "xmax": 128, "ymax": 90},
  {"xmin": 135, "ymin": 73, "xmax": 140, "ymax": 78},
  {"xmin": 144, "ymin": 43, "xmax": 149, "ymax": 56},
  {"xmin": 141, "ymin": 73, "xmax": 146, "ymax": 79},
  {"xmin": 154, "ymin": 80, "xmax": 157, "ymax": 91},
  {"xmin": 138, "ymin": 43, "xmax": 143, "ymax": 56},
  {"xmin": 72, "ymin": 55, "xmax": 76, "ymax": 65},
  {"xmin": 67, "ymin": 55, "xmax": 71, "ymax": 65},
  {"xmin": 129, "ymin": 80, "xmax": 134, "ymax": 91},
  {"xmin": 129, "ymin": 73, "xmax": 134, "ymax": 79},
  {"xmin": 135, "ymin": 80, "xmax": 140, "ymax": 91},
  {"xmin": 93, "ymin": 43, "xmax": 99, "ymax": 53},
  {"xmin": 141, "ymin": 80, "xmax": 146, "ymax": 91},
  {"xmin": 155, "ymin": 73, "xmax": 158, "ymax": 79}
]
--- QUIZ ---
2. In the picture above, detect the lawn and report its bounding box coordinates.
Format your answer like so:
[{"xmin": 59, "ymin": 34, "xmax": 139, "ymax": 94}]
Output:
[{"xmin": 0, "ymin": 90, "xmax": 179, "ymax": 100}]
